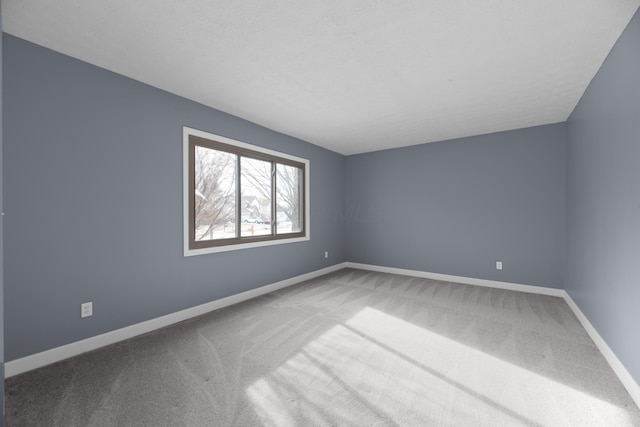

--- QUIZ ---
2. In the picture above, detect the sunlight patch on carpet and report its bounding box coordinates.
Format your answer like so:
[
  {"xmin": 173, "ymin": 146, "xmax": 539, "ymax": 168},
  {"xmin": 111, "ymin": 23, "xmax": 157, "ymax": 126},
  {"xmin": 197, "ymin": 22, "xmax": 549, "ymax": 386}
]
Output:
[{"xmin": 246, "ymin": 307, "xmax": 635, "ymax": 425}]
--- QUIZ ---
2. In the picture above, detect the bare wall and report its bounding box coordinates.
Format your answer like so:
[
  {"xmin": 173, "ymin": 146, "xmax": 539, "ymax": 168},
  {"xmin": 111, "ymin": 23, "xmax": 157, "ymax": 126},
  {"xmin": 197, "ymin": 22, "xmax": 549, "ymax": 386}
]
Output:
[
  {"xmin": 566, "ymin": 7, "xmax": 640, "ymax": 384},
  {"xmin": 345, "ymin": 124, "xmax": 566, "ymax": 288},
  {"xmin": 0, "ymin": 15, "xmax": 5, "ymax": 427},
  {"xmin": 3, "ymin": 35, "xmax": 345, "ymax": 361}
]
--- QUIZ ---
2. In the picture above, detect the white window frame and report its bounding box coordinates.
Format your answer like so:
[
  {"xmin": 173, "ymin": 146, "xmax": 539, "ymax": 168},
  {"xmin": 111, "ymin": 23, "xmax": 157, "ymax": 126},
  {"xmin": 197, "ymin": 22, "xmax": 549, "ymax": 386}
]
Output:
[{"xmin": 183, "ymin": 126, "xmax": 310, "ymax": 256}]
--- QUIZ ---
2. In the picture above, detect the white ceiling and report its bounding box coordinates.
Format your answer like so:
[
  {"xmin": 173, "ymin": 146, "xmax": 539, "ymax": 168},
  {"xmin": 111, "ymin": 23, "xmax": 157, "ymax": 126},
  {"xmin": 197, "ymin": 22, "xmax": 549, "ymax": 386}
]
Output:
[{"xmin": 3, "ymin": 1, "xmax": 640, "ymax": 155}]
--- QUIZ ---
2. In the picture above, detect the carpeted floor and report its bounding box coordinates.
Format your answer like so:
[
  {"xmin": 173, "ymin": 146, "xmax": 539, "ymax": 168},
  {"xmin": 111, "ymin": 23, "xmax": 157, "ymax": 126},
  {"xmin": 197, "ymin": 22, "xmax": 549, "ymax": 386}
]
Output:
[{"xmin": 5, "ymin": 268, "xmax": 640, "ymax": 426}]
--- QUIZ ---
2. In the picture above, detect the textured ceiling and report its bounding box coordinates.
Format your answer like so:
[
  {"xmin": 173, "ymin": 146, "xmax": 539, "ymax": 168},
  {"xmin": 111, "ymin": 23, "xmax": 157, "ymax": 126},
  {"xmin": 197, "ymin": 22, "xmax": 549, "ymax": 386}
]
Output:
[{"xmin": 3, "ymin": 1, "xmax": 640, "ymax": 155}]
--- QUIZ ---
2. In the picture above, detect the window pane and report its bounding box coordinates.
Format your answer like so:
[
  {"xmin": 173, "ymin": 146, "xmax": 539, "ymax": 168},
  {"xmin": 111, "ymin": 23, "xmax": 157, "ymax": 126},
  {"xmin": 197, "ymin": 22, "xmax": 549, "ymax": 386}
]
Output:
[
  {"xmin": 276, "ymin": 163, "xmax": 303, "ymax": 234},
  {"xmin": 194, "ymin": 146, "xmax": 236, "ymax": 241},
  {"xmin": 240, "ymin": 157, "xmax": 272, "ymax": 237}
]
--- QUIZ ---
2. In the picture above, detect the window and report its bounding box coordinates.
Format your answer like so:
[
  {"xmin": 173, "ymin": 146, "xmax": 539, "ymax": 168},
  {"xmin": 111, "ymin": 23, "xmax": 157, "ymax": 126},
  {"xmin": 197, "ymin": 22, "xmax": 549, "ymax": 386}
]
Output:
[{"xmin": 183, "ymin": 127, "xmax": 309, "ymax": 255}]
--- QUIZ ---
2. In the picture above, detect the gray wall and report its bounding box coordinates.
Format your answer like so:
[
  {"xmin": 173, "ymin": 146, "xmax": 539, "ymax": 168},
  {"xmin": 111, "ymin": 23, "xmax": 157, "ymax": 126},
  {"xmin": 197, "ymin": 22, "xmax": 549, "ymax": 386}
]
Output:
[
  {"xmin": 566, "ymin": 8, "xmax": 640, "ymax": 384},
  {"xmin": 345, "ymin": 124, "xmax": 566, "ymax": 288},
  {"xmin": 1, "ymin": 14, "xmax": 5, "ymax": 427},
  {"xmin": 3, "ymin": 35, "xmax": 345, "ymax": 361}
]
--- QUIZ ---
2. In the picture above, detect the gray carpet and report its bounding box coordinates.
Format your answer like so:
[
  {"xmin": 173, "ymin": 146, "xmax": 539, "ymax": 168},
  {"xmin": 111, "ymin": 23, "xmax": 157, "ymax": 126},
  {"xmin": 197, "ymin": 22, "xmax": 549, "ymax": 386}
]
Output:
[{"xmin": 5, "ymin": 268, "xmax": 640, "ymax": 426}]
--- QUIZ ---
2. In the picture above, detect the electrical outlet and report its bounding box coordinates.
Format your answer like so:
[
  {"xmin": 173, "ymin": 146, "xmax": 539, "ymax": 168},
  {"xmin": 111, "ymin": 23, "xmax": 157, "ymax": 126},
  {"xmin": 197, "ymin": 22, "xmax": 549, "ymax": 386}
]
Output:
[
  {"xmin": 81, "ymin": 302, "xmax": 93, "ymax": 318},
  {"xmin": 496, "ymin": 261, "xmax": 503, "ymax": 271},
  {"xmin": 324, "ymin": 251, "xmax": 329, "ymax": 259}
]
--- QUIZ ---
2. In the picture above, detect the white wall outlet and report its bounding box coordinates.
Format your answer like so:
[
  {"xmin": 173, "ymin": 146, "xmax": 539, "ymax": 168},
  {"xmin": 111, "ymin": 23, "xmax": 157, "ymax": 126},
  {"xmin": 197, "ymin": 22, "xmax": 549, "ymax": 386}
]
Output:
[
  {"xmin": 324, "ymin": 251, "xmax": 329, "ymax": 259},
  {"xmin": 81, "ymin": 302, "xmax": 93, "ymax": 318},
  {"xmin": 496, "ymin": 261, "xmax": 503, "ymax": 271}
]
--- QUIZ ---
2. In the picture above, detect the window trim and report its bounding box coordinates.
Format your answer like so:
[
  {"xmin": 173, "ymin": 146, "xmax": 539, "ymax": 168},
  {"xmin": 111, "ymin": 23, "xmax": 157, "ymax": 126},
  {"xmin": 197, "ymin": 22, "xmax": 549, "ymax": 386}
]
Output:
[{"xmin": 183, "ymin": 126, "xmax": 310, "ymax": 256}]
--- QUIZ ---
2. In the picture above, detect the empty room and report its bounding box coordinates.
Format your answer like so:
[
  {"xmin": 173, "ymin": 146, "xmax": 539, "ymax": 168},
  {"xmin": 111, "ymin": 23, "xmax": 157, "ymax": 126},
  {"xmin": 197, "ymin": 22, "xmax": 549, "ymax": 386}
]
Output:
[{"xmin": 2, "ymin": 1, "xmax": 640, "ymax": 426}]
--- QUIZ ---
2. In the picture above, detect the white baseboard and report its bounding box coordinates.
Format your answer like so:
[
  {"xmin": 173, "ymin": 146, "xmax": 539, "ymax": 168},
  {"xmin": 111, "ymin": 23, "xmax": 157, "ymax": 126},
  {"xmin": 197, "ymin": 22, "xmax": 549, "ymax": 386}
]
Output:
[
  {"xmin": 5, "ymin": 262, "xmax": 347, "ymax": 378},
  {"xmin": 7, "ymin": 261, "xmax": 639, "ymax": 411},
  {"xmin": 345, "ymin": 262, "xmax": 566, "ymax": 297},
  {"xmin": 561, "ymin": 292, "xmax": 640, "ymax": 409},
  {"xmin": 347, "ymin": 262, "xmax": 640, "ymax": 409}
]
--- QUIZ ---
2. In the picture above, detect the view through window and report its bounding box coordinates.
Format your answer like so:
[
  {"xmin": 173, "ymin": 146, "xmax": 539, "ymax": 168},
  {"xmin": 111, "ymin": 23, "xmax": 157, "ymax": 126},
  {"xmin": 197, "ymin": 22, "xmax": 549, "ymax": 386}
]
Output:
[{"xmin": 184, "ymin": 128, "xmax": 308, "ymax": 255}]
